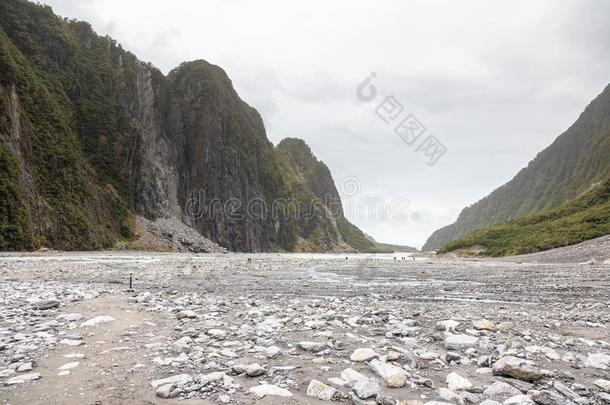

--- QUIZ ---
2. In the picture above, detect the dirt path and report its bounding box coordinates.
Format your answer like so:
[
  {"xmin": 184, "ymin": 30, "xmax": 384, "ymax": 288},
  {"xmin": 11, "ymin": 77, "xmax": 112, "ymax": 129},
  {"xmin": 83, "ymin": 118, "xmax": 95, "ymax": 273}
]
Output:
[{"xmin": 1, "ymin": 294, "xmax": 211, "ymax": 405}]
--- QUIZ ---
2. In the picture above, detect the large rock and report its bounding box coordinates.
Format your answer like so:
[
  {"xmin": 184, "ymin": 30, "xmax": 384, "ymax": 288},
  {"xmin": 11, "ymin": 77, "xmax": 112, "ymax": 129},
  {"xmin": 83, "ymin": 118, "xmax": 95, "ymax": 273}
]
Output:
[
  {"xmin": 206, "ymin": 329, "xmax": 227, "ymax": 339},
  {"xmin": 17, "ymin": 362, "xmax": 33, "ymax": 372},
  {"xmin": 156, "ymin": 384, "xmax": 176, "ymax": 399},
  {"xmin": 4, "ymin": 373, "xmax": 42, "ymax": 385},
  {"xmin": 446, "ymin": 372, "xmax": 472, "ymax": 391},
  {"xmin": 437, "ymin": 320, "xmax": 460, "ymax": 332},
  {"xmin": 439, "ymin": 387, "xmax": 462, "ymax": 403},
  {"xmin": 307, "ymin": 379, "xmax": 344, "ymax": 401},
  {"xmin": 530, "ymin": 390, "xmax": 574, "ymax": 405},
  {"xmin": 540, "ymin": 347, "xmax": 560, "ymax": 361},
  {"xmin": 484, "ymin": 381, "xmax": 522, "ymax": 398},
  {"xmin": 473, "ymin": 320, "xmax": 496, "ymax": 330},
  {"xmin": 264, "ymin": 345, "xmax": 281, "ymax": 359},
  {"xmin": 350, "ymin": 348, "xmax": 379, "ymax": 362},
  {"xmin": 57, "ymin": 362, "xmax": 79, "ymax": 371},
  {"xmin": 81, "ymin": 315, "xmax": 116, "ymax": 327},
  {"xmin": 0, "ymin": 369, "xmax": 14, "ymax": 378},
  {"xmin": 585, "ymin": 353, "xmax": 610, "ymax": 370},
  {"xmin": 444, "ymin": 334, "xmax": 479, "ymax": 350},
  {"xmin": 552, "ymin": 381, "xmax": 583, "ymax": 403},
  {"xmin": 424, "ymin": 402, "xmax": 455, "ymax": 405},
  {"xmin": 57, "ymin": 313, "xmax": 82, "ymax": 322},
  {"xmin": 598, "ymin": 393, "xmax": 610, "ymax": 405},
  {"xmin": 59, "ymin": 339, "xmax": 84, "ymax": 346},
  {"xmin": 353, "ymin": 377, "xmax": 380, "ymax": 399},
  {"xmin": 150, "ymin": 374, "xmax": 192, "ymax": 389},
  {"xmin": 492, "ymin": 356, "xmax": 542, "ymax": 382},
  {"xmin": 34, "ymin": 300, "xmax": 59, "ymax": 310},
  {"xmin": 504, "ymin": 395, "xmax": 535, "ymax": 405},
  {"xmin": 341, "ymin": 368, "xmax": 368, "ymax": 385},
  {"xmin": 480, "ymin": 401, "xmax": 503, "ymax": 405},
  {"xmin": 176, "ymin": 310, "xmax": 197, "ymax": 319},
  {"xmin": 249, "ymin": 384, "xmax": 293, "ymax": 399},
  {"xmin": 298, "ymin": 341, "xmax": 327, "ymax": 352},
  {"xmin": 369, "ymin": 359, "xmax": 409, "ymax": 388},
  {"xmin": 595, "ymin": 379, "xmax": 610, "ymax": 393},
  {"xmin": 245, "ymin": 363, "xmax": 266, "ymax": 377},
  {"xmin": 200, "ymin": 371, "xmax": 227, "ymax": 386}
]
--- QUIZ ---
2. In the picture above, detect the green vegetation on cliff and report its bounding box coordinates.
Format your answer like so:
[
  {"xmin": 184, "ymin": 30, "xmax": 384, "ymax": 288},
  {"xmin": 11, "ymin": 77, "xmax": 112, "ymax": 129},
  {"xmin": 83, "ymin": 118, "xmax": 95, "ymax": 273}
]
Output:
[
  {"xmin": 277, "ymin": 138, "xmax": 377, "ymax": 252},
  {"xmin": 439, "ymin": 179, "xmax": 610, "ymax": 256},
  {"xmin": 424, "ymin": 84, "xmax": 610, "ymax": 251},
  {"xmin": 277, "ymin": 138, "xmax": 417, "ymax": 253},
  {"xmin": 0, "ymin": 0, "xmax": 379, "ymax": 252},
  {"xmin": 0, "ymin": 141, "xmax": 28, "ymax": 249},
  {"xmin": 0, "ymin": 1, "xmax": 134, "ymax": 249}
]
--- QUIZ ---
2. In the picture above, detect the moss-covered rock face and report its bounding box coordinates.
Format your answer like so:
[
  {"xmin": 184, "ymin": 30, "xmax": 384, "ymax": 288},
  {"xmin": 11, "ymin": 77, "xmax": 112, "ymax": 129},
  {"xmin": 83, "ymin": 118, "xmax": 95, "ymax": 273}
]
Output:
[
  {"xmin": 0, "ymin": 0, "xmax": 375, "ymax": 252},
  {"xmin": 0, "ymin": 1, "xmax": 134, "ymax": 250}
]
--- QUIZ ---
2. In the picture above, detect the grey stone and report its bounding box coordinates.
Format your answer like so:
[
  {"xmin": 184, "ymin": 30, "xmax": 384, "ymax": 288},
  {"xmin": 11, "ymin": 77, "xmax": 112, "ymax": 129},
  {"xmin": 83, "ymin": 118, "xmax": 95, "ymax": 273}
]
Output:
[
  {"xmin": 81, "ymin": 315, "xmax": 115, "ymax": 327},
  {"xmin": 35, "ymin": 300, "xmax": 59, "ymax": 310},
  {"xmin": 445, "ymin": 334, "xmax": 479, "ymax": 350},
  {"xmin": 503, "ymin": 395, "xmax": 535, "ymax": 405},
  {"xmin": 369, "ymin": 359, "xmax": 408, "ymax": 388},
  {"xmin": 598, "ymin": 393, "xmax": 610, "ymax": 405},
  {"xmin": 341, "ymin": 368, "xmax": 368, "ymax": 385},
  {"xmin": 150, "ymin": 374, "xmax": 192, "ymax": 389},
  {"xmin": 156, "ymin": 384, "xmax": 174, "ymax": 398},
  {"xmin": 307, "ymin": 379, "xmax": 344, "ymax": 401},
  {"xmin": 585, "ymin": 353, "xmax": 610, "ymax": 370},
  {"xmin": 492, "ymin": 356, "xmax": 542, "ymax": 382},
  {"xmin": 351, "ymin": 348, "xmax": 379, "ymax": 362},
  {"xmin": 245, "ymin": 363, "xmax": 266, "ymax": 377},
  {"xmin": 353, "ymin": 377, "xmax": 380, "ymax": 399},
  {"xmin": 298, "ymin": 341, "xmax": 327, "ymax": 352},
  {"xmin": 484, "ymin": 381, "xmax": 522, "ymax": 398},
  {"xmin": 16, "ymin": 362, "xmax": 33, "ymax": 372},
  {"xmin": 595, "ymin": 379, "xmax": 610, "ymax": 393},
  {"xmin": 263, "ymin": 345, "xmax": 281, "ymax": 359},
  {"xmin": 446, "ymin": 372, "xmax": 472, "ymax": 391},
  {"xmin": 4, "ymin": 372, "xmax": 41, "ymax": 385},
  {"xmin": 249, "ymin": 384, "xmax": 293, "ymax": 399},
  {"xmin": 530, "ymin": 390, "xmax": 575, "ymax": 405},
  {"xmin": 176, "ymin": 310, "xmax": 197, "ymax": 319},
  {"xmin": 439, "ymin": 387, "xmax": 462, "ymax": 403}
]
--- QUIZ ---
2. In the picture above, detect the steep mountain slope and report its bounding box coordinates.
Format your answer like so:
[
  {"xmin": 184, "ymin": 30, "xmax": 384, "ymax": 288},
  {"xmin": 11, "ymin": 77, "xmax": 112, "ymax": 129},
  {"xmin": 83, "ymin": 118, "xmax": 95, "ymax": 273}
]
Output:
[
  {"xmin": 0, "ymin": 2, "xmax": 134, "ymax": 250},
  {"xmin": 277, "ymin": 138, "xmax": 375, "ymax": 252},
  {"xmin": 439, "ymin": 178, "xmax": 610, "ymax": 256},
  {"xmin": 0, "ymin": 0, "xmax": 374, "ymax": 252},
  {"xmin": 424, "ymin": 84, "xmax": 610, "ymax": 250}
]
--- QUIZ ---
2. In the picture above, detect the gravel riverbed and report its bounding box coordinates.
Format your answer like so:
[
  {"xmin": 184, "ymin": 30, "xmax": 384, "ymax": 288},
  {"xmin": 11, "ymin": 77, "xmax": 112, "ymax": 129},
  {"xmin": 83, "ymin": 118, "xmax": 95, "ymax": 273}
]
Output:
[{"xmin": 0, "ymin": 252, "xmax": 609, "ymax": 405}]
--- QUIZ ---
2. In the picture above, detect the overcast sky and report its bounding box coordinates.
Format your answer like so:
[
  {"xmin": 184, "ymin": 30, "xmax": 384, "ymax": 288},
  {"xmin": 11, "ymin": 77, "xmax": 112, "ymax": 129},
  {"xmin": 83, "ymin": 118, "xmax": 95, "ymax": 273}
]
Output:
[{"xmin": 42, "ymin": 0, "xmax": 610, "ymax": 248}]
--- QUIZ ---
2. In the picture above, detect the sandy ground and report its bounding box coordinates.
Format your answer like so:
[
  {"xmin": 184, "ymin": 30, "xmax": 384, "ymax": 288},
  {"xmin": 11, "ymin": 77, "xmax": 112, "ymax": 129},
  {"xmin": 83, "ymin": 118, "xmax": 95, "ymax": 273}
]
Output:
[{"xmin": 0, "ymin": 252, "xmax": 609, "ymax": 405}]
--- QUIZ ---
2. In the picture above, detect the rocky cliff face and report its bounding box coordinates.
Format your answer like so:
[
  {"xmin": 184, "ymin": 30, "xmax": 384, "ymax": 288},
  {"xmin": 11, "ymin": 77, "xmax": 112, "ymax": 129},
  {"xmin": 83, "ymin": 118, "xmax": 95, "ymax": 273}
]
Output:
[
  {"xmin": 0, "ymin": 0, "xmax": 370, "ymax": 252},
  {"xmin": 423, "ymin": 84, "xmax": 610, "ymax": 251}
]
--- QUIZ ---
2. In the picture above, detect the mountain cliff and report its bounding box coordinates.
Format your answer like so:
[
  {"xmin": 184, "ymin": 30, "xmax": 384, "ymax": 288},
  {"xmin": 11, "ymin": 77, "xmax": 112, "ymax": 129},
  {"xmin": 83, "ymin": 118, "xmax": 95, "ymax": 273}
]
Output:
[
  {"xmin": 276, "ymin": 138, "xmax": 376, "ymax": 252},
  {"xmin": 439, "ymin": 178, "xmax": 610, "ymax": 256},
  {"xmin": 0, "ymin": 0, "xmax": 372, "ymax": 252},
  {"xmin": 423, "ymin": 83, "xmax": 610, "ymax": 251}
]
